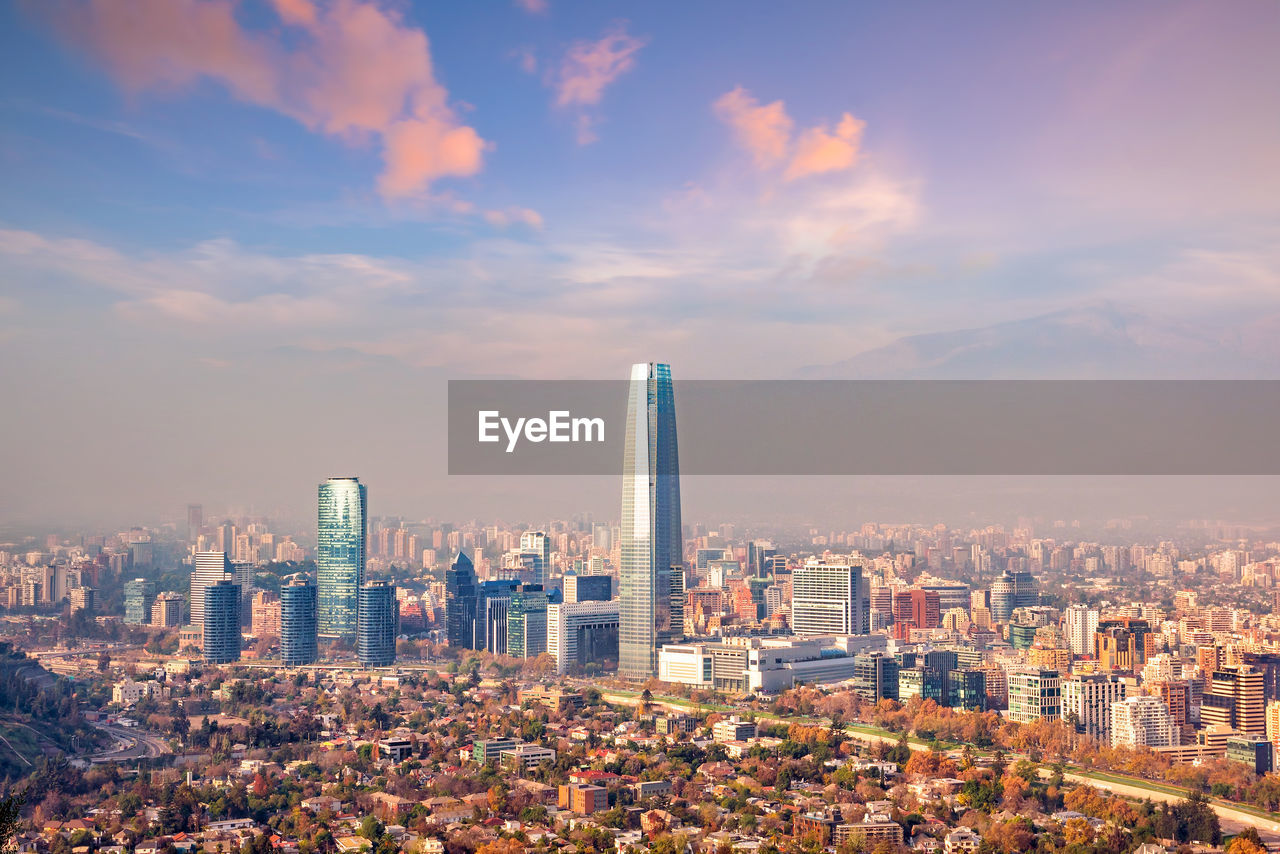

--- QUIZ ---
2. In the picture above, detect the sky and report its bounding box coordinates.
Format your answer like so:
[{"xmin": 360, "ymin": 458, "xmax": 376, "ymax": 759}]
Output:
[{"xmin": 2, "ymin": 0, "xmax": 1279, "ymax": 530}]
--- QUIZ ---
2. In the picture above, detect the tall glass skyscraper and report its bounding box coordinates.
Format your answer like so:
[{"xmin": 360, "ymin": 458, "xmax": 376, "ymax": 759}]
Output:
[
  {"xmin": 280, "ymin": 574, "xmax": 318, "ymax": 666},
  {"xmin": 357, "ymin": 581, "xmax": 398, "ymax": 667},
  {"xmin": 445, "ymin": 551, "xmax": 478, "ymax": 648},
  {"xmin": 203, "ymin": 578, "xmax": 242, "ymax": 664},
  {"xmin": 317, "ymin": 477, "xmax": 367, "ymax": 641},
  {"xmin": 619, "ymin": 362, "xmax": 683, "ymax": 679},
  {"xmin": 190, "ymin": 550, "xmax": 230, "ymax": 626}
]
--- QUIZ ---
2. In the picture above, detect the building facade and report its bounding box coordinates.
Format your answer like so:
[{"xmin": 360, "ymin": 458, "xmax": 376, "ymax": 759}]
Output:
[
  {"xmin": 203, "ymin": 579, "xmax": 242, "ymax": 664},
  {"xmin": 619, "ymin": 362, "xmax": 683, "ymax": 679},
  {"xmin": 356, "ymin": 581, "xmax": 398, "ymax": 667},
  {"xmin": 280, "ymin": 574, "xmax": 318, "ymax": 666},
  {"xmin": 792, "ymin": 559, "xmax": 869, "ymax": 636},
  {"xmin": 316, "ymin": 477, "xmax": 367, "ymax": 640}
]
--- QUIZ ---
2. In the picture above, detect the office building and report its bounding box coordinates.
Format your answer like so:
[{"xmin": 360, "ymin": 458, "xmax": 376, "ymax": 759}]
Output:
[
  {"xmin": 519, "ymin": 531, "xmax": 550, "ymax": 586},
  {"xmin": 123, "ymin": 578, "xmax": 155, "ymax": 625},
  {"xmin": 547, "ymin": 599, "xmax": 620, "ymax": 674},
  {"xmin": 989, "ymin": 573, "xmax": 1015, "ymax": 623},
  {"xmin": 1203, "ymin": 665, "xmax": 1266, "ymax": 736},
  {"xmin": 1111, "ymin": 696, "xmax": 1176, "ymax": 748},
  {"xmin": 476, "ymin": 578, "xmax": 519, "ymax": 654},
  {"xmin": 507, "ymin": 584, "xmax": 548, "ymax": 659},
  {"xmin": 658, "ymin": 634, "xmax": 884, "ymax": 694},
  {"xmin": 893, "ymin": 589, "xmax": 940, "ymax": 631},
  {"xmin": 69, "ymin": 586, "xmax": 94, "ymax": 615},
  {"xmin": 1006, "ymin": 668, "xmax": 1060, "ymax": 724},
  {"xmin": 445, "ymin": 551, "xmax": 478, "ymax": 649},
  {"xmin": 203, "ymin": 579, "xmax": 242, "ymax": 664},
  {"xmin": 317, "ymin": 476, "xmax": 367, "ymax": 640},
  {"xmin": 792, "ymin": 559, "xmax": 869, "ymax": 636},
  {"xmin": 1062, "ymin": 674, "xmax": 1126, "ymax": 742},
  {"xmin": 564, "ymin": 572, "xmax": 611, "ymax": 603},
  {"xmin": 250, "ymin": 591, "xmax": 281, "ymax": 637},
  {"xmin": 186, "ymin": 504, "xmax": 203, "ymax": 541},
  {"xmin": 151, "ymin": 592, "xmax": 183, "ymax": 628},
  {"xmin": 948, "ymin": 669, "xmax": 987, "ymax": 711},
  {"xmin": 356, "ymin": 581, "xmax": 398, "ymax": 667},
  {"xmin": 280, "ymin": 574, "xmax": 318, "ymax": 667},
  {"xmin": 1063, "ymin": 605, "xmax": 1100, "ymax": 657},
  {"xmin": 619, "ymin": 362, "xmax": 683, "ymax": 679},
  {"xmin": 190, "ymin": 550, "xmax": 231, "ymax": 626},
  {"xmin": 853, "ymin": 652, "xmax": 899, "ymax": 703},
  {"xmin": 1226, "ymin": 735, "xmax": 1273, "ymax": 775}
]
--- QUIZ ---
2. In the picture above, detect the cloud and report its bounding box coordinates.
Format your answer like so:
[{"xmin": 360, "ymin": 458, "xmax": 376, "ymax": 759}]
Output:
[
  {"xmin": 484, "ymin": 207, "xmax": 545, "ymax": 229},
  {"xmin": 550, "ymin": 23, "xmax": 646, "ymax": 143},
  {"xmin": 713, "ymin": 87, "xmax": 866, "ymax": 182},
  {"xmin": 785, "ymin": 113, "xmax": 865, "ymax": 180},
  {"xmin": 712, "ymin": 87, "xmax": 793, "ymax": 168},
  {"xmin": 514, "ymin": 0, "xmax": 548, "ymax": 14},
  {"xmin": 41, "ymin": 0, "xmax": 487, "ymax": 199}
]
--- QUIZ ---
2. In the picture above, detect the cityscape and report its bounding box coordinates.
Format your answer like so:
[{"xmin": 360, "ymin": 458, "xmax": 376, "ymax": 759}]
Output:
[{"xmin": 3, "ymin": 3, "xmax": 1280, "ymax": 854}]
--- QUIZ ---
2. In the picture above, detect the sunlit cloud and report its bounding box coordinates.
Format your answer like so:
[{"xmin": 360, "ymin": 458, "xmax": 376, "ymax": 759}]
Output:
[
  {"xmin": 550, "ymin": 23, "xmax": 646, "ymax": 144},
  {"xmin": 713, "ymin": 86, "xmax": 867, "ymax": 182},
  {"xmin": 40, "ymin": 0, "xmax": 488, "ymax": 199}
]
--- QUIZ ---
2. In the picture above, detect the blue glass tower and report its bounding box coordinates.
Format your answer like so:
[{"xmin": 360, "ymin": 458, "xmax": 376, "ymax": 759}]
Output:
[
  {"xmin": 317, "ymin": 477, "xmax": 366, "ymax": 641},
  {"xmin": 445, "ymin": 551, "xmax": 478, "ymax": 649},
  {"xmin": 357, "ymin": 581, "xmax": 398, "ymax": 667},
  {"xmin": 203, "ymin": 578, "xmax": 242, "ymax": 664},
  {"xmin": 280, "ymin": 574, "xmax": 318, "ymax": 666},
  {"xmin": 619, "ymin": 362, "xmax": 683, "ymax": 679}
]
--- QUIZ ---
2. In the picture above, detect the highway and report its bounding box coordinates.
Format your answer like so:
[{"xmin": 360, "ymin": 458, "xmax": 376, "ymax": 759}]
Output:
[{"xmin": 87, "ymin": 722, "xmax": 167, "ymax": 763}]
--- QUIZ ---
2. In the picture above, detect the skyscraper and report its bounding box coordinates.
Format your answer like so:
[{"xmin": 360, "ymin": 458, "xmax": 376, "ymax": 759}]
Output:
[
  {"xmin": 445, "ymin": 551, "xmax": 478, "ymax": 649},
  {"xmin": 1063, "ymin": 605, "xmax": 1100, "ymax": 656},
  {"xmin": 317, "ymin": 477, "xmax": 367, "ymax": 641},
  {"xmin": 203, "ymin": 579, "xmax": 242, "ymax": 664},
  {"xmin": 123, "ymin": 578, "xmax": 155, "ymax": 625},
  {"xmin": 191, "ymin": 550, "xmax": 230, "ymax": 626},
  {"xmin": 619, "ymin": 362, "xmax": 683, "ymax": 679},
  {"xmin": 280, "ymin": 574, "xmax": 318, "ymax": 667},
  {"xmin": 519, "ymin": 530, "xmax": 550, "ymax": 586},
  {"xmin": 357, "ymin": 581, "xmax": 397, "ymax": 667},
  {"xmin": 507, "ymin": 583, "xmax": 549, "ymax": 659},
  {"xmin": 186, "ymin": 504, "xmax": 203, "ymax": 542},
  {"xmin": 792, "ymin": 559, "xmax": 870, "ymax": 636}
]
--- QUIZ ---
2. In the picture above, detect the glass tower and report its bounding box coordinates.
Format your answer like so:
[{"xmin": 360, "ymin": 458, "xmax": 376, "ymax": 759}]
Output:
[
  {"xmin": 357, "ymin": 581, "xmax": 398, "ymax": 667},
  {"xmin": 317, "ymin": 477, "xmax": 367, "ymax": 641},
  {"xmin": 203, "ymin": 578, "xmax": 242, "ymax": 664},
  {"xmin": 280, "ymin": 574, "xmax": 318, "ymax": 667},
  {"xmin": 445, "ymin": 551, "xmax": 478, "ymax": 648},
  {"xmin": 619, "ymin": 362, "xmax": 683, "ymax": 679},
  {"xmin": 123, "ymin": 578, "xmax": 155, "ymax": 625}
]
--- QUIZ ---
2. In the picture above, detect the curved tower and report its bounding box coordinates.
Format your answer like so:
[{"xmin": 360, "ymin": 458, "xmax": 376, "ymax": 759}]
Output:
[{"xmin": 317, "ymin": 477, "xmax": 366, "ymax": 642}]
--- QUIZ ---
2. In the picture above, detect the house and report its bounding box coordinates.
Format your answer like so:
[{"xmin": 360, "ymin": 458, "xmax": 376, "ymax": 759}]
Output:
[
  {"xmin": 369, "ymin": 792, "xmax": 417, "ymax": 822},
  {"xmin": 302, "ymin": 796, "xmax": 342, "ymax": 813},
  {"xmin": 944, "ymin": 828, "xmax": 981, "ymax": 854}
]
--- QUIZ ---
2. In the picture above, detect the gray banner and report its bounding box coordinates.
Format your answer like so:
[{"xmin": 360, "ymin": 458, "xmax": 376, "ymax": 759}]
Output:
[{"xmin": 448, "ymin": 380, "xmax": 1280, "ymax": 475}]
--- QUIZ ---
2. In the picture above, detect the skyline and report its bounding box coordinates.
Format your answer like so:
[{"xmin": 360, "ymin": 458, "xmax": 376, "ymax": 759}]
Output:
[{"xmin": 3, "ymin": 1, "xmax": 1280, "ymax": 526}]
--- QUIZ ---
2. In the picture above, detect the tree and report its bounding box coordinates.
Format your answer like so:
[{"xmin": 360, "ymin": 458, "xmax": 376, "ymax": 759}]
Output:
[{"xmin": 0, "ymin": 794, "xmax": 24, "ymax": 854}]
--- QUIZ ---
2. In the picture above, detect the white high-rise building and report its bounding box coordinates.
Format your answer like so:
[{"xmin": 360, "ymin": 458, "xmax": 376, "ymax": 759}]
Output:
[
  {"xmin": 1063, "ymin": 605, "xmax": 1100, "ymax": 656},
  {"xmin": 1111, "ymin": 696, "xmax": 1176, "ymax": 747},
  {"xmin": 519, "ymin": 531, "xmax": 551, "ymax": 587},
  {"xmin": 548, "ymin": 599, "xmax": 620, "ymax": 675},
  {"xmin": 1062, "ymin": 674, "xmax": 1126, "ymax": 742},
  {"xmin": 791, "ymin": 559, "xmax": 869, "ymax": 637},
  {"xmin": 190, "ymin": 551, "xmax": 231, "ymax": 626}
]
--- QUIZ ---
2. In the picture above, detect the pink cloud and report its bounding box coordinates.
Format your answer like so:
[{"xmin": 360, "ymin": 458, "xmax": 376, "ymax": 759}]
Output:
[
  {"xmin": 785, "ymin": 113, "xmax": 865, "ymax": 180},
  {"xmin": 45, "ymin": 0, "xmax": 487, "ymax": 199},
  {"xmin": 712, "ymin": 87, "xmax": 793, "ymax": 168},
  {"xmin": 713, "ymin": 87, "xmax": 866, "ymax": 181},
  {"xmin": 514, "ymin": 0, "xmax": 548, "ymax": 14},
  {"xmin": 484, "ymin": 206, "xmax": 544, "ymax": 229},
  {"xmin": 553, "ymin": 25, "xmax": 645, "ymax": 108}
]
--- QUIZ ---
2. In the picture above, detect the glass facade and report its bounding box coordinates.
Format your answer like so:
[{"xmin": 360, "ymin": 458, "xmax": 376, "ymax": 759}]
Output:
[
  {"xmin": 190, "ymin": 550, "xmax": 230, "ymax": 626},
  {"xmin": 317, "ymin": 477, "xmax": 366, "ymax": 640},
  {"xmin": 357, "ymin": 581, "xmax": 397, "ymax": 667},
  {"xmin": 203, "ymin": 579, "xmax": 242, "ymax": 664},
  {"xmin": 619, "ymin": 362, "xmax": 683, "ymax": 679},
  {"xmin": 280, "ymin": 574, "xmax": 318, "ymax": 666},
  {"xmin": 123, "ymin": 578, "xmax": 154, "ymax": 625},
  {"xmin": 445, "ymin": 551, "xmax": 478, "ymax": 648},
  {"xmin": 506, "ymin": 584, "xmax": 548, "ymax": 658}
]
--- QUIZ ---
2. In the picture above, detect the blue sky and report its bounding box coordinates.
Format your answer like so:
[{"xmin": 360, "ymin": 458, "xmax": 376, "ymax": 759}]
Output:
[{"xmin": 2, "ymin": 0, "xmax": 1279, "ymax": 525}]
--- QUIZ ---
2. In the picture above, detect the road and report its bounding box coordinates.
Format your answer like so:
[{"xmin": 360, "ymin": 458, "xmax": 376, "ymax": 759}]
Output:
[
  {"xmin": 87, "ymin": 723, "xmax": 167, "ymax": 763},
  {"xmin": 599, "ymin": 687, "xmax": 1280, "ymax": 843}
]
